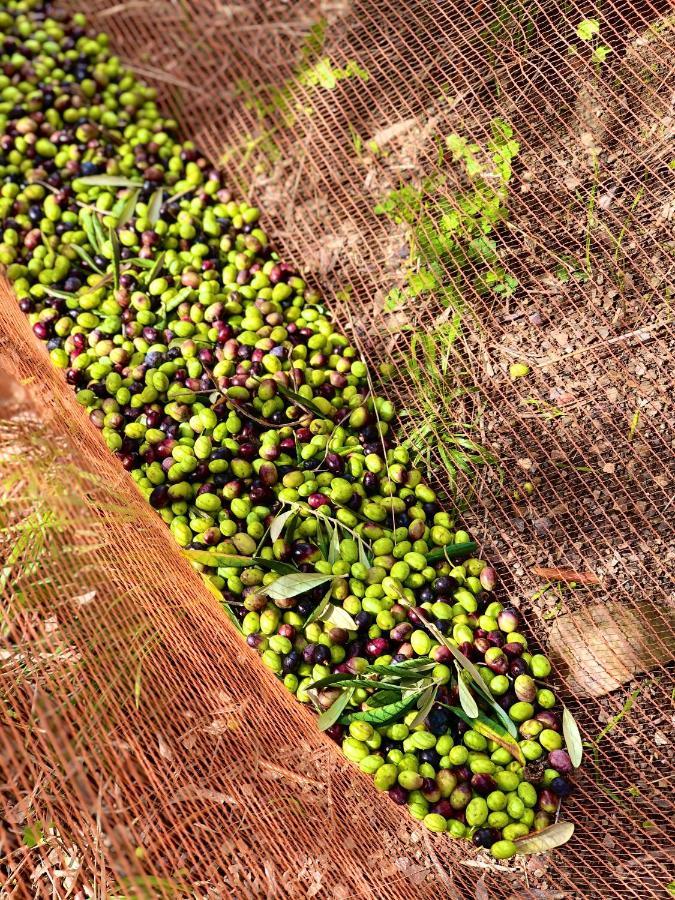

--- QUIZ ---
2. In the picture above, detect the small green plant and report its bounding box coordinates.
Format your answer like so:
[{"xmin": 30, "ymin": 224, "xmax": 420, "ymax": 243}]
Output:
[
  {"xmin": 573, "ymin": 18, "xmax": 612, "ymax": 64},
  {"xmin": 521, "ymin": 397, "xmax": 567, "ymax": 420},
  {"xmin": 298, "ymin": 58, "xmax": 368, "ymax": 90},
  {"xmin": 554, "ymin": 254, "xmax": 590, "ymax": 284},
  {"xmin": 398, "ymin": 323, "xmax": 499, "ymax": 495},
  {"xmin": 348, "ymin": 123, "xmax": 364, "ymax": 157},
  {"xmin": 224, "ymin": 19, "xmax": 368, "ymax": 168},
  {"xmin": 610, "ymin": 187, "xmax": 644, "ymax": 300},
  {"xmin": 376, "ymin": 118, "xmax": 520, "ymax": 315}
]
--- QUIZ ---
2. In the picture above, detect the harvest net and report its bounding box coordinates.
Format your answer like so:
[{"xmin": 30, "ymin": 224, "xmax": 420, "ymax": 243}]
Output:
[{"xmin": 1, "ymin": 0, "xmax": 673, "ymax": 897}]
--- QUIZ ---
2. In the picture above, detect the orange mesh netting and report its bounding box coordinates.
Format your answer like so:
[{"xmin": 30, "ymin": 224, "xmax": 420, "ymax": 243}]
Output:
[{"xmin": 1, "ymin": 0, "xmax": 674, "ymax": 897}]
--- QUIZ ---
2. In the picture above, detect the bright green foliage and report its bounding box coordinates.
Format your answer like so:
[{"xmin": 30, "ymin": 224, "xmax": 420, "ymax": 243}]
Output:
[
  {"xmin": 225, "ymin": 18, "xmax": 368, "ymax": 167},
  {"xmin": 399, "ymin": 324, "xmax": 499, "ymax": 493},
  {"xmin": 377, "ymin": 118, "xmax": 520, "ymax": 315},
  {"xmin": 574, "ymin": 18, "xmax": 612, "ymax": 64},
  {"xmin": 576, "ymin": 18, "xmax": 600, "ymax": 40}
]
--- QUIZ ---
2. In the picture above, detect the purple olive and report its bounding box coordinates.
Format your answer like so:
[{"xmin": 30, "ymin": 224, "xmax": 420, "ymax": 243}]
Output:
[
  {"xmin": 421, "ymin": 777, "xmax": 436, "ymax": 794},
  {"xmin": 509, "ymin": 658, "xmax": 527, "ymax": 677},
  {"xmin": 485, "ymin": 647, "xmax": 508, "ymax": 675},
  {"xmin": 246, "ymin": 634, "xmax": 265, "ymax": 650},
  {"xmin": 365, "ymin": 638, "xmax": 389, "ymax": 657},
  {"xmin": 258, "ymin": 463, "xmax": 278, "ymax": 485},
  {"xmin": 407, "ymin": 607, "xmax": 427, "ymax": 626},
  {"xmin": 473, "ymin": 827, "xmax": 500, "ymax": 848},
  {"xmin": 471, "ymin": 773, "xmax": 497, "ymax": 795},
  {"xmin": 433, "ymin": 575, "xmax": 456, "ymax": 595},
  {"xmin": 431, "ymin": 645, "xmax": 452, "ymax": 664},
  {"xmin": 325, "ymin": 724, "xmax": 344, "ymax": 743},
  {"xmin": 149, "ymin": 485, "xmax": 170, "ymax": 509},
  {"xmin": 313, "ymin": 645, "xmax": 330, "ymax": 665},
  {"xmin": 325, "ymin": 453, "xmax": 344, "ymax": 473},
  {"xmin": 362, "ymin": 471, "xmax": 379, "ymax": 494},
  {"xmin": 458, "ymin": 641, "xmax": 476, "ymax": 660},
  {"xmin": 302, "ymin": 644, "xmax": 317, "ymax": 664},
  {"xmin": 431, "ymin": 799, "xmax": 454, "ymax": 818},
  {"xmin": 548, "ymin": 749, "xmax": 573, "ymax": 775},
  {"xmin": 388, "ymin": 785, "xmax": 408, "ymax": 805},
  {"xmin": 390, "ymin": 622, "xmax": 413, "ymax": 642},
  {"xmin": 308, "ymin": 492, "xmax": 330, "ymax": 509},
  {"xmin": 486, "ymin": 630, "xmax": 504, "ymax": 648},
  {"xmin": 535, "ymin": 710, "xmax": 561, "ymax": 732}
]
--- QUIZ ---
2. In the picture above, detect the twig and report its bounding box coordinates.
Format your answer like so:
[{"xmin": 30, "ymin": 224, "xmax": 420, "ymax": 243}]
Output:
[
  {"xmin": 258, "ymin": 760, "xmax": 324, "ymax": 790},
  {"xmin": 120, "ymin": 62, "xmax": 208, "ymax": 96},
  {"xmin": 459, "ymin": 859, "xmax": 516, "ymax": 872},
  {"xmin": 531, "ymin": 566, "xmax": 601, "ymax": 585},
  {"xmin": 422, "ymin": 831, "xmax": 458, "ymax": 895}
]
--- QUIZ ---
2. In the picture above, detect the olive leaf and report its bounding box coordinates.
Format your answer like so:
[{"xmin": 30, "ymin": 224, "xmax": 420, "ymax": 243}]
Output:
[
  {"xmin": 340, "ymin": 692, "xmax": 421, "ymax": 726},
  {"xmin": 184, "ymin": 549, "xmax": 263, "ymax": 568},
  {"xmin": 303, "ymin": 585, "xmax": 333, "ymax": 627},
  {"xmin": 122, "ymin": 256, "xmax": 155, "ymax": 269},
  {"xmin": 108, "ymin": 225, "xmax": 121, "ymax": 292},
  {"xmin": 409, "ymin": 683, "xmax": 438, "ymax": 728},
  {"xmin": 71, "ymin": 243, "xmax": 105, "ymax": 274},
  {"xmin": 367, "ymin": 659, "xmax": 436, "ymax": 677},
  {"xmin": 115, "ymin": 188, "xmax": 140, "ymax": 228},
  {"xmin": 309, "ymin": 672, "xmax": 393, "ymax": 692},
  {"xmin": 262, "ymin": 571, "xmax": 333, "ymax": 602},
  {"xmin": 419, "ymin": 613, "xmax": 518, "ymax": 736},
  {"xmin": 513, "ymin": 822, "xmax": 575, "ymax": 855},
  {"xmin": 456, "ymin": 665, "xmax": 479, "ymax": 718},
  {"xmin": 320, "ymin": 603, "xmax": 357, "ymax": 630},
  {"xmin": 147, "ymin": 187, "xmax": 164, "ymax": 226},
  {"xmin": 199, "ymin": 575, "xmax": 242, "ymax": 632},
  {"xmin": 424, "ymin": 618, "xmax": 491, "ymax": 695},
  {"xmin": 183, "ymin": 548, "xmax": 295, "ymax": 574},
  {"xmin": 425, "ymin": 540, "xmax": 477, "ymax": 563},
  {"xmin": 43, "ymin": 287, "xmax": 77, "ymax": 300},
  {"xmin": 77, "ymin": 174, "xmax": 144, "ymax": 188},
  {"xmin": 145, "ymin": 250, "xmax": 166, "ymax": 286},
  {"xmin": 316, "ymin": 518, "xmax": 330, "ymax": 560},
  {"xmin": 367, "ymin": 689, "xmax": 403, "ymax": 708},
  {"xmin": 269, "ymin": 506, "xmax": 297, "ymax": 543},
  {"xmin": 478, "ymin": 690, "xmax": 519, "ymax": 739},
  {"xmin": 78, "ymin": 271, "xmax": 114, "ymax": 298},
  {"xmin": 165, "ymin": 286, "xmax": 193, "ymax": 312},
  {"xmin": 357, "ymin": 534, "xmax": 370, "ymax": 569},
  {"xmin": 251, "ymin": 556, "xmax": 297, "ymax": 574},
  {"xmin": 563, "ymin": 707, "xmax": 583, "ymax": 767},
  {"xmin": 273, "ymin": 382, "xmax": 326, "ymax": 418},
  {"xmin": 92, "ymin": 213, "xmax": 108, "ymax": 253},
  {"xmin": 81, "ymin": 210, "xmax": 102, "ymax": 254},
  {"xmin": 317, "ymin": 687, "xmax": 355, "ymax": 731},
  {"xmin": 447, "ymin": 706, "xmax": 525, "ymax": 764},
  {"xmin": 327, "ymin": 521, "xmax": 341, "ymax": 564}
]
